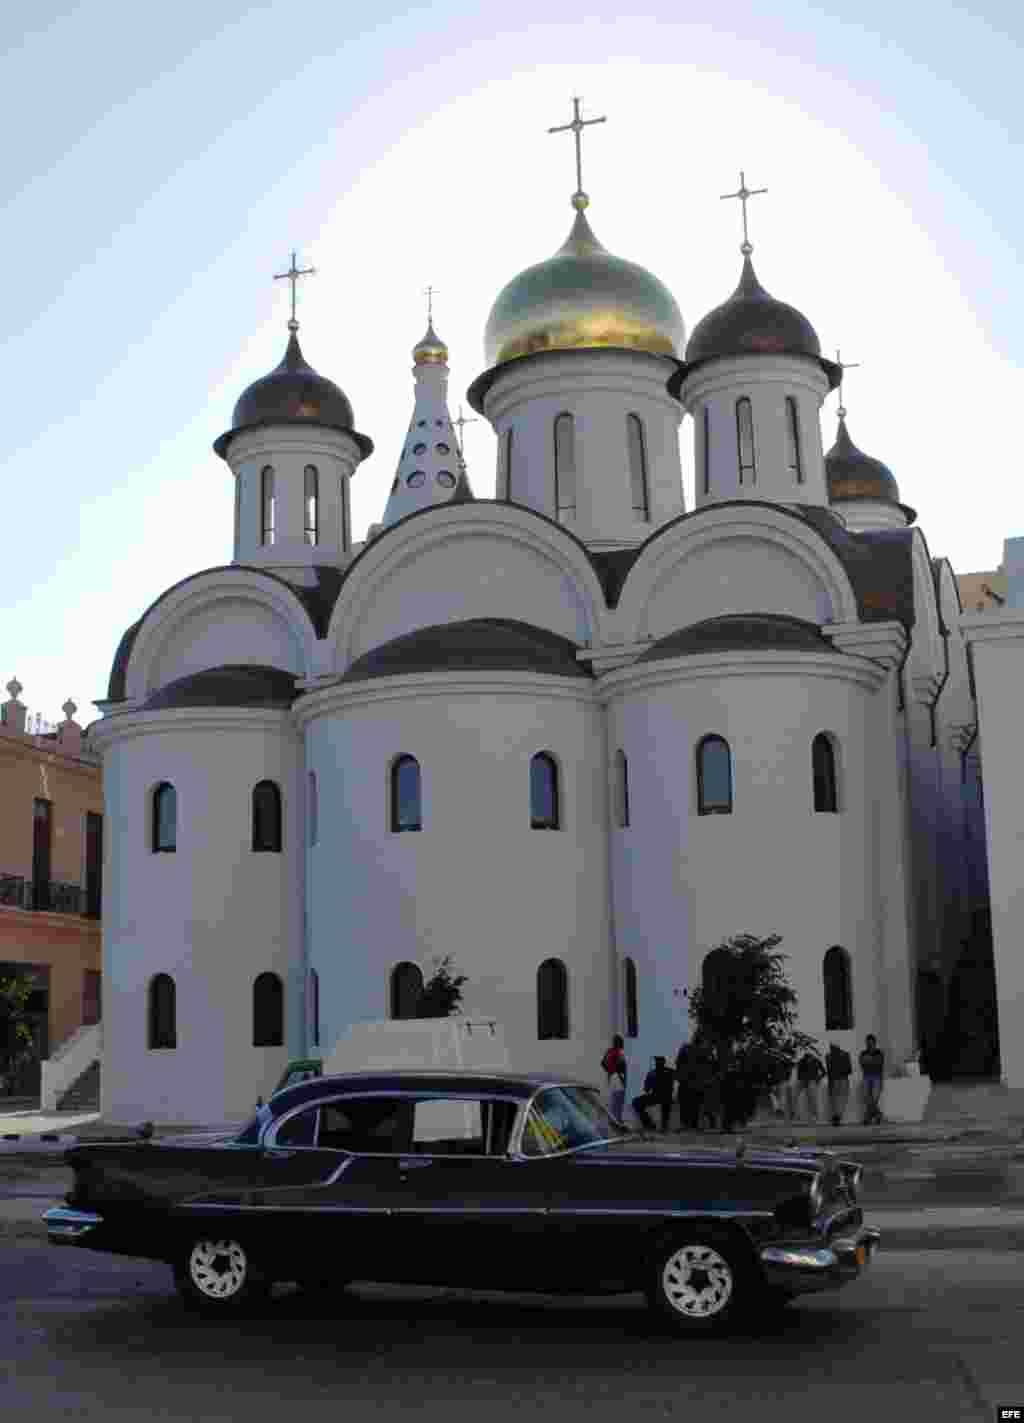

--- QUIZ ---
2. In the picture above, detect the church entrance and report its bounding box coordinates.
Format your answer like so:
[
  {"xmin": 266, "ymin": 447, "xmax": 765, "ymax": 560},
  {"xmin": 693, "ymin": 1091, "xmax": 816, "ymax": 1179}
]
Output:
[{"xmin": 920, "ymin": 912, "xmax": 1001, "ymax": 1082}]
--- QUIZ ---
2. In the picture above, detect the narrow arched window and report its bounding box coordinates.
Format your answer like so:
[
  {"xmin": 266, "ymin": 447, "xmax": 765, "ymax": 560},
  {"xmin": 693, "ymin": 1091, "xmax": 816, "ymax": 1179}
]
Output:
[
  {"xmin": 504, "ymin": 427, "xmax": 515, "ymax": 501},
  {"xmin": 812, "ymin": 733, "xmax": 839, "ymax": 813},
  {"xmin": 253, "ymin": 971, "xmax": 284, "ymax": 1046},
  {"xmin": 390, "ymin": 755, "xmax": 421, "ymax": 832},
  {"xmin": 735, "ymin": 398, "xmax": 755, "ymax": 484},
  {"xmin": 152, "ymin": 782, "xmax": 176, "ymax": 853},
  {"xmin": 624, "ymin": 956, "xmax": 639, "ymax": 1038},
  {"xmin": 307, "ymin": 770, "xmax": 318, "ymax": 847},
  {"xmin": 613, "ymin": 749, "xmax": 630, "ymax": 828},
  {"xmin": 304, "ymin": 465, "xmax": 319, "ymax": 545},
  {"xmin": 261, "ymin": 466, "xmax": 275, "ymax": 545},
  {"xmin": 554, "ymin": 413, "xmax": 576, "ymax": 520},
  {"xmin": 785, "ymin": 397, "xmax": 803, "ymax": 483},
  {"xmin": 696, "ymin": 735, "xmax": 732, "ymax": 815},
  {"xmin": 340, "ymin": 476, "xmax": 350, "ymax": 551},
  {"xmin": 702, "ymin": 406, "xmax": 711, "ymax": 496},
  {"xmin": 310, "ymin": 968, "xmax": 320, "ymax": 1048},
  {"xmin": 627, "ymin": 414, "xmax": 650, "ymax": 521},
  {"xmin": 530, "ymin": 752, "xmax": 560, "ymax": 830},
  {"xmin": 148, "ymin": 973, "xmax": 176, "ymax": 1049},
  {"xmin": 252, "ymin": 780, "xmax": 283, "ymax": 852},
  {"xmin": 823, "ymin": 946, "xmax": 853, "ymax": 1030},
  {"xmin": 391, "ymin": 961, "xmax": 424, "ymax": 1020},
  {"xmin": 537, "ymin": 958, "xmax": 569, "ymax": 1039}
]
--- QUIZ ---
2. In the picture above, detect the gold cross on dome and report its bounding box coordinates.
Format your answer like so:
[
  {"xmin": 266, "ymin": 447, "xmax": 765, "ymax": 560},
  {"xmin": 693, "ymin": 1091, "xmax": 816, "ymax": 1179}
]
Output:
[
  {"xmin": 720, "ymin": 170, "xmax": 768, "ymax": 255},
  {"xmin": 835, "ymin": 348, "xmax": 861, "ymax": 419},
  {"xmin": 548, "ymin": 96, "xmax": 607, "ymax": 206},
  {"xmin": 274, "ymin": 251, "xmax": 316, "ymax": 331},
  {"xmin": 424, "ymin": 285, "xmax": 438, "ymax": 324},
  {"xmin": 453, "ymin": 404, "xmax": 478, "ymax": 458}
]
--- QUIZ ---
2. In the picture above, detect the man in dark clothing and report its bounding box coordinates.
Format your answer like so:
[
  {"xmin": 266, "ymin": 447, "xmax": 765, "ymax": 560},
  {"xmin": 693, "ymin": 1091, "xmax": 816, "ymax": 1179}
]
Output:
[
  {"xmin": 859, "ymin": 1035, "xmax": 885, "ymax": 1124},
  {"xmin": 675, "ymin": 1042, "xmax": 700, "ymax": 1130},
  {"xmin": 632, "ymin": 1056, "xmax": 676, "ymax": 1132},
  {"xmin": 795, "ymin": 1050, "xmax": 825, "ymax": 1122},
  {"xmin": 825, "ymin": 1042, "xmax": 853, "ymax": 1126}
]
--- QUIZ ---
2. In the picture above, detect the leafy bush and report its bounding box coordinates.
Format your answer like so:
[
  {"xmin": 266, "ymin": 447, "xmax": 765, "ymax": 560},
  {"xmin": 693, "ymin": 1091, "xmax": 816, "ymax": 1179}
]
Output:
[{"xmin": 416, "ymin": 955, "xmax": 467, "ymax": 1018}]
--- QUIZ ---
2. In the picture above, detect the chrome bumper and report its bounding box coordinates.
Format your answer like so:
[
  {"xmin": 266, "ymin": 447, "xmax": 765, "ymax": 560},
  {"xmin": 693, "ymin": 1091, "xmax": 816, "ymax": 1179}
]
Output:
[
  {"xmin": 760, "ymin": 1226, "xmax": 880, "ymax": 1293},
  {"xmin": 43, "ymin": 1205, "xmax": 104, "ymax": 1243}
]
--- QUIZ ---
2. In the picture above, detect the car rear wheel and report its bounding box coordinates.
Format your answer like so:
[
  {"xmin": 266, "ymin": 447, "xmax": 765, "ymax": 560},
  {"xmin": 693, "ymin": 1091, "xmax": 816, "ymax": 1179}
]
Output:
[
  {"xmin": 174, "ymin": 1234, "xmax": 273, "ymax": 1315},
  {"xmin": 647, "ymin": 1230, "xmax": 752, "ymax": 1333}
]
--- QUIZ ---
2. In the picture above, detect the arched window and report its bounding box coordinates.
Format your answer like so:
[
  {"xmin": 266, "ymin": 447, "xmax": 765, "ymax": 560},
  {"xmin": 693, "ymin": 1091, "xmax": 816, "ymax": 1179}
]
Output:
[
  {"xmin": 340, "ymin": 476, "xmax": 350, "ymax": 550},
  {"xmin": 390, "ymin": 755, "xmax": 422, "ymax": 832},
  {"xmin": 253, "ymin": 971, "xmax": 284, "ymax": 1046},
  {"xmin": 307, "ymin": 770, "xmax": 318, "ymax": 847},
  {"xmin": 504, "ymin": 427, "xmax": 514, "ymax": 502},
  {"xmin": 627, "ymin": 414, "xmax": 650, "ymax": 521},
  {"xmin": 537, "ymin": 958, "xmax": 569, "ymax": 1039},
  {"xmin": 148, "ymin": 973, "xmax": 176, "ymax": 1049},
  {"xmin": 261, "ymin": 465, "xmax": 275, "ymax": 545},
  {"xmin": 304, "ymin": 465, "xmax": 319, "ymax": 545},
  {"xmin": 696, "ymin": 735, "xmax": 732, "ymax": 815},
  {"xmin": 735, "ymin": 398, "xmax": 756, "ymax": 484},
  {"xmin": 624, "ymin": 956, "xmax": 639, "ymax": 1038},
  {"xmin": 812, "ymin": 733, "xmax": 839, "ymax": 813},
  {"xmin": 391, "ymin": 962, "xmax": 424, "ymax": 1020},
  {"xmin": 152, "ymin": 782, "xmax": 177, "ymax": 853},
  {"xmin": 554, "ymin": 413, "xmax": 576, "ymax": 520},
  {"xmin": 785, "ymin": 397, "xmax": 803, "ymax": 483},
  {"xmin": 252, "ymin": 780, "xmax": 283, "ymax": 852},
  {"xmin": 310, "ymin": 968, "xmax": 320, "ymax": 1049},
  {"xmin": 823, "ymin": 946, "xmax": 853, "ymax": 1030},
  {"xmin": 530, "ymin": 752, "xmax": 560, "ymax": 830},
  {"xmin": 702, "ymin": 406, "xmax": 711, "ymax": 496},
  {"xmin": 613, "ymin": 749, "xmax": 630, "ymax": 828}
]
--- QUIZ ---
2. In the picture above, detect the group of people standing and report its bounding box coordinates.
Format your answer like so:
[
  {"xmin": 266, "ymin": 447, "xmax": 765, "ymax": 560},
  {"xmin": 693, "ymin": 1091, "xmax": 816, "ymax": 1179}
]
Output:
[{"xmin": 602, "ymin": 1032, "xmax": 887, "ymax": 1133}]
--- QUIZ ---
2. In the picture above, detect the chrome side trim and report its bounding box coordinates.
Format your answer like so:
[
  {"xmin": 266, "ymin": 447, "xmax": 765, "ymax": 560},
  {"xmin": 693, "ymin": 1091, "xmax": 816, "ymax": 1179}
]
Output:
[
  {"xmin": 43, "ymin": 1206, "xmax": 104, "ymax": 1240},
  {"xmin": 174, "ymin": 1202, "xmax": 394, "ymax": 1215},
  {"xmin": 761, "ymin": 1245, "xmax": 837, "ymax": 1269}
]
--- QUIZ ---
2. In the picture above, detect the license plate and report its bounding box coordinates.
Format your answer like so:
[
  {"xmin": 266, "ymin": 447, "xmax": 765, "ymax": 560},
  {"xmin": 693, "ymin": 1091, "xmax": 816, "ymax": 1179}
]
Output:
[{"xmin": 855, "ymin": 1245, "xmax": 866, "ymax": 1267}]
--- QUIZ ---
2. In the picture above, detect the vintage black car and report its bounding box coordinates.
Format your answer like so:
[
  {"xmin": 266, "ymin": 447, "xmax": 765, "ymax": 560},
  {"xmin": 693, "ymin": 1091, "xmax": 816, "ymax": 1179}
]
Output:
[{"xmin": 44, "ymin": 1071, "xmax": 879, "ymax": 1331}]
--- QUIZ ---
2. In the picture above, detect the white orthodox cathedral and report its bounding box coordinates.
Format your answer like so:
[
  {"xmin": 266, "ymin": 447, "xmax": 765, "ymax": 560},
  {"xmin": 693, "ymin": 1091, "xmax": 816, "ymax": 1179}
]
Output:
[{"xmin": 90, "ymin": 134, "xmax": 1009, "ymax": 1125}]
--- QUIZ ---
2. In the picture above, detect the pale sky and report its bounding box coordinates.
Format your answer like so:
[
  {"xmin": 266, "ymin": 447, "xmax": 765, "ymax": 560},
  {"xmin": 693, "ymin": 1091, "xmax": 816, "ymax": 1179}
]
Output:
[{"xmin": 1, "ymin": 0, "xmax": 1021, "ymax": 725}]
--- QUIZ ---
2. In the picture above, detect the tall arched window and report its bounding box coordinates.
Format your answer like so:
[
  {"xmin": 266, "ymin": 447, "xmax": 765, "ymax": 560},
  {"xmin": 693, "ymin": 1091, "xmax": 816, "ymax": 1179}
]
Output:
[
  {"xmin": 307, "ymin": 770, "xmax": 319, "ymax": 847},
  {"xmin": 340, "ymin": 476, "xmax": 350, "ymax": 550},
  {"xmin": 253, "ymin": 971, "xmax": 284, "ymax": 1046},
  {"xmin": 696, "ymin": 735, "xmax": 732, "ymax": 815},
  {"xmin": 785, "ymin": 397, "xmax": 803, "ymax": 483},
  {"xmin": 504, "ymin": 427, "xmax": 515, "ymax": 501},
  {"xmin": 735, "ymin": 398, "xmax": 756, "ymax": 484},
  {"xmin": 823, "ymin": 946, "xmax": 853, "ymax": 1030},
  {"xmin": 304, "ymin": 465, "xmax": 319, "ymax": 545},
  {"xmin": 148, "ymin": 973, "xmax": 176, "ymax": 1049},
  {"xmin": 702, "ymin": 406, "xmax": 711, "ymax": 495},
  {"xmin": 152, "ymin": 782, "xmax": 177, "ymax": 853},
  {"xmin": 613, "ymin": 749, "xmax": 630, "ymax": 829},
  {"xmin": 627, "ymin": 414, "xmax": 650, "ymax": 521},
  {"xmin": 812, "ymin": 733, "xmax": 839, "ymax": 813},
  {"xmin": 391, "ymin": 962, "xmax": 424, "ymax": 1020},
  {"xmin": 537, "ymin": 957, "xmax": 569, "ymax": 1040},
  {"xmin": 624, "ymin": 956, "xmax": 639, "ymax": 1038},
  {"xmin": 310, "ymin": 968, "xmax": 320, "ymax": 1049},
  {"xmin": 554, "ymin": 413, "xmax": 576, "ymax": 520},
  {"xmin": 390, "ymin": 756, "xmax": 422, "ymax": 832},
  {"xmin": 530, "ymin": 752, "xmax": 560, "ymax": 830},
  {"xmin": 261, "ymin": 465, "xmax": 275, "ymax": 545},
  {"xmin": 252, "ymin": 780, "xmax": 283, "ymax": 852}
]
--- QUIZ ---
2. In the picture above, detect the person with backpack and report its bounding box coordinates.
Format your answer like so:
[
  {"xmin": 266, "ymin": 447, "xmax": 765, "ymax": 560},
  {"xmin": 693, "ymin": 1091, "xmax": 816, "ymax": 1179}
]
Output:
[
  {"xmin": 825, "ymin": 1042, "xmax": 853, "ymax": 1126},
  {"xmin": 859, "ymin": 1034, "xmax": 885, "ymax": 1125},
  {"xmin": 795, "ymin": 1050, "xmax": 825, "ymax": 1122},
  {"xmin": 632, "ymin": 1056, "xmax": 676, "ymax": 1132},
  {"xmin": 601, "ymin": 1034, "xmax": 628, "ymax": 1122}
]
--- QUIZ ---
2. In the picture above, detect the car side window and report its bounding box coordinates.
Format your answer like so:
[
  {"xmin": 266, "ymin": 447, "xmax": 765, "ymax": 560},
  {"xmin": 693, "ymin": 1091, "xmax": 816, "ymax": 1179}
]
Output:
[
  {"xmin": 408, "ymin": 1096, "xmax": 519, "ymax": 1157},
  {"xmin": 317, "ymin": 1098, "xmax": 412, "ymax": 1153},
  {"xmin": 274, "ymin": 1105, "xmax": 319, "ymax": 1147}
]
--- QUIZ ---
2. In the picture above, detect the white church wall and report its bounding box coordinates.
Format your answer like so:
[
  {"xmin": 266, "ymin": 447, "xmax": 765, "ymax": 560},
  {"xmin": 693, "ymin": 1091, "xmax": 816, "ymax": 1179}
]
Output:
[
  {"xmin": 94, "ymin": 709, "xmax": 303, "ymax": 1123},
  {"xmin": 299, "ymin": 672, "xmax": 613, "ymax": 1085}
]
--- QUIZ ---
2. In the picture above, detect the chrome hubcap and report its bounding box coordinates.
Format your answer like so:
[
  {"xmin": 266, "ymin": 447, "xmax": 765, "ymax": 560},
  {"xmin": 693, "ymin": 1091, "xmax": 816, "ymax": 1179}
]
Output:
[
  {"xmin": 189, "ymin": 1239, "xmax": 249, "ymax": 1299},
  {"xmin": 661, "ymin": 1243, "xmax": 734, "ymax": 1318}
]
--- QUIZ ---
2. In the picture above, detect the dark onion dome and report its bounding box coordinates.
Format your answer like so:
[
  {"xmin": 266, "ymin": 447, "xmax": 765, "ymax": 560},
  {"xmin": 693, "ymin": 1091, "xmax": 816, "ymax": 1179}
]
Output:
[
  {"xmin": 143, "ymin": 664, "xmax": 298, "ymax": 711},
  {"xmin": 826, "ymin": 415, "xmax": 914, "ymax": 516},
  {"xmin": 214, "ymin": 330, "xmax": 373, "ymax": 459},
  {"xmin": 341, "ymin": 618, "xmax": 593, "ymax": 683},
  {"xmin": 669, "ymin": 255, "xmax": 841, "ymax": 396},
  {"xmin": 638, "ymin": 613, "xmax": 840, "ymax": 664}
]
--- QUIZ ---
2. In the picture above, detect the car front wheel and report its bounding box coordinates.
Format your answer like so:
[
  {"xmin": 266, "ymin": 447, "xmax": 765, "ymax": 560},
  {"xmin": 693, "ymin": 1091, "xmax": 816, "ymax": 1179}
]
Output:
[
  {"xmin": 647, "ymin": 1230, "xmax": 752, "ymax": 1333},
  {"xmin": 174, "ymin": 1234, "xmax": 272, "ymax": 1315}
]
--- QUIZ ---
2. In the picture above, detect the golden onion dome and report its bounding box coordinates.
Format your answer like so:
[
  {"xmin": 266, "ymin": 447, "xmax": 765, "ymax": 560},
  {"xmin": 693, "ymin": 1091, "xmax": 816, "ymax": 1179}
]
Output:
[
  {"xmin": 413, "ymin": 319, "xmax": 448, "ymax": 366},
  {"xmin": 483, "ymin": 195, "xmax": 685, "ymax": 368}
]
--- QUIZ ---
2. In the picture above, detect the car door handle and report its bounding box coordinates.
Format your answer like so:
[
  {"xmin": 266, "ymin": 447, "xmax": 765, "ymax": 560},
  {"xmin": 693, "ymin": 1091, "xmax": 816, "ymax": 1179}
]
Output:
[
  {"xmin": 398, "ymin": 1157, "xmax": 433, "ymax": 1171},
  {"xmin": 264, "ymin": 1149, "xmax": 297, "ymax": 1160}
]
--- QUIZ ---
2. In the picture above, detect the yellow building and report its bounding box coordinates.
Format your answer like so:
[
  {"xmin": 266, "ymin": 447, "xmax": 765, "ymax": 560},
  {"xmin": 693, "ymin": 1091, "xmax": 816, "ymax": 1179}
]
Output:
[
  {"xmin": 0, "ymin": 678, "xmax": 102, "ymax": 1101},
  {"xmin": 957, "ymin": 567, "xmax": 1007, "ymax": 613}
]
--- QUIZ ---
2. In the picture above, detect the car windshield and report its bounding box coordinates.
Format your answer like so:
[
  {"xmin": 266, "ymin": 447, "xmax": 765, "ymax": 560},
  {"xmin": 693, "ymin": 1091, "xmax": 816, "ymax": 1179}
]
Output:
[{"xmin": 522, "ymin": 1085, "xmax": 632, "ymax": 1156}]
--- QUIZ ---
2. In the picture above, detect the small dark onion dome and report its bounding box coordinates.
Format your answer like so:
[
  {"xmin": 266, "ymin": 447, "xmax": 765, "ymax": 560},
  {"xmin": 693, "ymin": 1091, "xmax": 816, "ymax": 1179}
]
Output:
[
  {"xmin": 143, "ymin": 664, "xmax": 298, "ymax": 710},
  {"xmin": 825, "ymin": 415, "xmax": 911, "ymax": 513},
  {"xmin": 341, "ymin": 618, "xmax": 593, "ymax": 683},
  {"xmin": 638, "ymin": 613, "xmax": 839, "ymax": 663},
  {"xmin": 669, "ymin": 255, "xmax": 841, "ymax": 396},
  {"xmin": 214, "ymin": 331, "xmax": 373, "ymax": 459}
]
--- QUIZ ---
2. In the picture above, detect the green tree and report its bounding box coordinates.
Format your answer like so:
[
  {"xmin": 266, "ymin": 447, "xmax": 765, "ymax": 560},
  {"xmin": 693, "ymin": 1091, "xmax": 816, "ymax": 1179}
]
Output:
[
  {"xmin": 0, "ymin": 971, "xmax": 37, "ymax": 1096},
  {"xmin": 689, "ymin": 932, "xmax": 817, "ymax": 1128},
  {"xmin": 416, "ymin": 955, "xmax": 467, "ymax": 1019}
]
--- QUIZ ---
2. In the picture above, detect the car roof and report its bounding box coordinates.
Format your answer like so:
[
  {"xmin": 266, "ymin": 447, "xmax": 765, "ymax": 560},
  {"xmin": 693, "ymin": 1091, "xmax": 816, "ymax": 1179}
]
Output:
[{"xmin": 268, "ymin": 1069, "xmax": 591, "ymax": 1114}]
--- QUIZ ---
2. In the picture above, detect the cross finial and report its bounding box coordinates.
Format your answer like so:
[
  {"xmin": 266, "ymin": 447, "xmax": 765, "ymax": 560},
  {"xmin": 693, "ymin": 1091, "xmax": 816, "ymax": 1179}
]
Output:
[
  {"xmin": 835, "ymin": 348, "xmax": 861, "ymax": 420},
  {"xmin": 720, "ymin": 170, "xmax": 768, "ymax": 256},
  {"xmin": 274, "ymin": 250, "xmax": 316, "ymax": 332},
  {"xmin": 424, "ymin": 285, "xmax": 438, "ymax": 325},
  {"xmin": 453, "ymin": 404, "xmax": 478, "ymax": 460},
  {"xmin": 548, "ymin": 95, "xmax": 607, "ymax": 211}
]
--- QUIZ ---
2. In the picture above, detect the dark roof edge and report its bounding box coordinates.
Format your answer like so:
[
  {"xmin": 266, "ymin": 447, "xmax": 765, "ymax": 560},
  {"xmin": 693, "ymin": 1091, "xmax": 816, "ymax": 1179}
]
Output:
[
  {"xmin": 668, "ymin": 351, "xmax": 842, "ymax": 399},
  {"xmin": 467, "ymin": 346, "xmax": 686, "ymax": 416},
  {"xmin": 214, "ymin": 417, "xmax": 374, "ymax": 461}
]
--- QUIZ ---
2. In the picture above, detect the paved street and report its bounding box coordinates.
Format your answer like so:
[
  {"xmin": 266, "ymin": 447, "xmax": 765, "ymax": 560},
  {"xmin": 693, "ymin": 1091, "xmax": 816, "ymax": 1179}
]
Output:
[{"xmin": 1, "ymin": 1240, "xmax": 1022, "ymax": 1420}]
